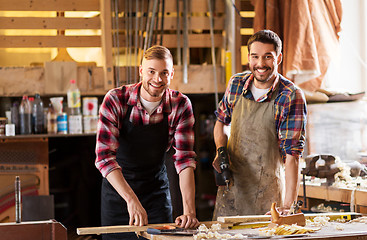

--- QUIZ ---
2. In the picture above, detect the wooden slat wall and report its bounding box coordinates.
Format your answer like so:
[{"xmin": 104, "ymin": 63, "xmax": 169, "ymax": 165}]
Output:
[
  {"xmin": 0, "ymin": 0, "xmax": 100, "ymax": 11},
  {"xmin": 0, "ymin": 0, "xmax": 246, "ymax": 94}
]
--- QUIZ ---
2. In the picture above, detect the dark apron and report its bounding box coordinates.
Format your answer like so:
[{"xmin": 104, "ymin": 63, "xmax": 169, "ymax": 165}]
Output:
[{"xmin": 101, "ymin": 106, "xmax": 172, "ymax": 240}]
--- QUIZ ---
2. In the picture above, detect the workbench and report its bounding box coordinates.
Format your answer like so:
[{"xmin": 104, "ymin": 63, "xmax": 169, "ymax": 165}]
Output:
[
  {"xmin": 298, "ymin": 183, "xmax": 367, "ymax": 214},
  {"xmin": 77, "ymin": 214, "xmax": 367, "ymax": 240},
  {"xmin": 139, "ymin": 224, "xmax": 367, "ymax": 240}
]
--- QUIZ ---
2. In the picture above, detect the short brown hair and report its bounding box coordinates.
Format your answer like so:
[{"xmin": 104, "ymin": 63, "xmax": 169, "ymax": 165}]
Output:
[
  {"xmin": 144, "ymin": 45, "xmax": 173, "ymax": 62},
  {"xmin": 247, "ymin": 30, "xmax": 282, "ymax": 55}
]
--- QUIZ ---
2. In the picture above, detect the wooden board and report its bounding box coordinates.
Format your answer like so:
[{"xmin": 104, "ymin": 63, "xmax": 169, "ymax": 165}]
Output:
[
  {"xmin": 217, "ymin": 212, "xmax": 362, "ymax": 224},
  {"xmin": 299, "ymin": 184, "xmax": 367, "ymax": 208},
  {"xmin": 44, "ymin": 61, "xmax": 77, "ymax": 94}
]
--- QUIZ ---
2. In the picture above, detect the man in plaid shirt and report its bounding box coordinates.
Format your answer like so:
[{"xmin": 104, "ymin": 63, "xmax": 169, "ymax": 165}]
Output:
[
  {"xmin": 212, "ymin": 30, "xmax": 307, "ymax": 218},
  {"xmin": 96, "ymin": 45, "xmax": 199, "ymax": 239}
]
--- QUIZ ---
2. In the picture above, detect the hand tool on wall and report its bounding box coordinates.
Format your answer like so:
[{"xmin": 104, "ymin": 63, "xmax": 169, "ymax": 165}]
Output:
[
  {"xmin": 15, "ymin": 176, "xmax": 21, "ymax": 223},
  {"xmin": 207, "ymin": 0, "xmax": 219, "ymax": 108},
  {"xmin": 182, "ymin": 0, "xmax": 189, "ymax": 84},
  {"xmin": 176, "ymin": 0, "xmax": 182, "ymax": 66}
]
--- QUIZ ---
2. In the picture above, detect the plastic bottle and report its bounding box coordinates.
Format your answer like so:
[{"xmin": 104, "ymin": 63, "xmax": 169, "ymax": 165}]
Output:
[
  {"xmin": 47, "ymin": 103, "xmax": 57, "ymax": 134},
  {"xmin": 19, "ymin": 95, "xmax": 32, "ymax": 135},
  {"xmin": 32, "ymin": 93, "xmax": 44, "ymax": 134},
  {"xmin": 29, "ymin": 97, "xmax": 34, "ymax": 132},
  {"xmin": 67, "ymin": 79, "xmax": 81, "ymax": 115},
  {"xmin": 11, "ymin": 102, "xmax": 20, "ymax": 134},
  {"xmin": 67, "ymin": 79, "xmax": 83, "ymax": 134}
]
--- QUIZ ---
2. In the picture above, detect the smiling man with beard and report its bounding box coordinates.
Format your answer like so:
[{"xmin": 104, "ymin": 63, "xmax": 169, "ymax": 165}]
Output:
[
  {"xmin": 96, "ymin": 45, "xmax": 199, "ymax": 240},
  {"xmin": 212, "ymin": 30, "xmax": 307, "ymax": 218}
]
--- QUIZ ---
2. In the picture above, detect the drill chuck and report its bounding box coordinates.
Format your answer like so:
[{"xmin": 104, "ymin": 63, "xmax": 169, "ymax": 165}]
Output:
[{"xmin": 217, "ymin": 147, "xmax": 232, "ymax": 185}]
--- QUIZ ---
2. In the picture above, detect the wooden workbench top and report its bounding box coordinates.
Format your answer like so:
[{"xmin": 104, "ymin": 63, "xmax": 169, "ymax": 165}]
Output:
[{"xmin": 141, "ymin": 222, "xmax": 367, "ymax": 240}]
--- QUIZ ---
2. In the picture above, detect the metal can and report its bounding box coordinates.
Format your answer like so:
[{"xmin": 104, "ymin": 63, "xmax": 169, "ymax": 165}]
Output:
[
  {"xmin": 57, "ymin": 113, "xmax": 68, "ymax": 134},
  {"xmin": 68, "ymin": 114, "xmax": 83, "ymax": 134},
  {"xmin": 83, "ymin": 115, "xmax": 98, "ymax": 133},
  {"xmin": 83, "ymin": 97, "xmax": 98, "ymax": 116},
  {"xmin": 0, "ymin": 117, "xmax": 7, "ymax": 136}
]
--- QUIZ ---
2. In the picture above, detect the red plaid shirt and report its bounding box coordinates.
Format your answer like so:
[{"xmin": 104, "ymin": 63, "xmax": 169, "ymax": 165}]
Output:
[{"xmin": 95, "ymin": 82, "xmax": 197, "ymax": 178}]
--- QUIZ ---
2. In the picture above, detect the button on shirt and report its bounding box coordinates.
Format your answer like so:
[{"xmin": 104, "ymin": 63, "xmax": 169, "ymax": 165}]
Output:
[
  {"xmin": 215, "ymin": 72, "xmax": 307, "ymax": 161},
  {"xmin": 95, "ymin": 82, "xmax": 197, "ymax": 178}
]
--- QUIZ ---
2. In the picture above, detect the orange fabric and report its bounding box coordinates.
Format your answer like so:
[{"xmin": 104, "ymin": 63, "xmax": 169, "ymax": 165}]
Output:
[{"xmin": 251, "ymin": 0, "xmax": 342, "ymax": 91}]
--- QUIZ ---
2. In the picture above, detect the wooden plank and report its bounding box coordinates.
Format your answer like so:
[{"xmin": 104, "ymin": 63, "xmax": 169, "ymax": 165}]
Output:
[
  {"xmin": 77, "ymin": 223, "xmax": 177, "ymax": 235},
  {"xmin": 0, "ymin": 0, "xmax": 100, "ymax": 11},
  {"xmin": 0, "ymin": 17, "xmax": 100, "ymax": 30},
  {"xmin": 116, "ymin": 16, "xmax": 225, "ymax": 31},
  {"xmin": 298, "ymin": 184, "xmax": 367, "ymax": 207},
  {"xmin": 241, "ymin": 17, "xmax": 254, "ymax": 28},
  {"xmin": 150, "ymin": 0, "xmax": 225, "ymax": 13},
  {"xmin": 217, "ymin": 212, "xmax": 362, "ymax": 224},
  {"xmin": 170, "ymin": 65, "xmax": 226, "ymax": 94},
  {"xmin": 0, "ymin": 36, "xmax": 101, "ymax": 48},
  {"xmin": 100, "ymin": 0, "xmax": 115, "ymax": 90},
  {"xmin": 114, "ymin": 34, "xmax": 223, "ymax": 49},
  {"xmin": 114, "ymin": 14, "xmax": 225, "ymax": 31},
  {"xmin": 0, "ymin": 65, "xmax": 226, "ymax": 96}
]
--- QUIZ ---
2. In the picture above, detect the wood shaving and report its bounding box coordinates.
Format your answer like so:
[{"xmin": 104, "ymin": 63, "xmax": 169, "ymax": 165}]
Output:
[
  {"xmin": 259, "ymin": 224, "xmax": 320, "ymax": 236},
  {"xmin": 306, "ymin": 216, "xmax": 330, "ymax": 227},
  {"xmin": 350, "ymin": 216, "xmax": 367, "ymax": 223},
  {"xmin": 195, "ymin": 223, "xmax": 245, "ymax": 239}
]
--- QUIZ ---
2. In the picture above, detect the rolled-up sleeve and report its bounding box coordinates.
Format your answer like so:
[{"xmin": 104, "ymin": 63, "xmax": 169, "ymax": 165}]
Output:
[{"xmin": 278, "ymin": 88, "xmax": 307, "ymax": 161}]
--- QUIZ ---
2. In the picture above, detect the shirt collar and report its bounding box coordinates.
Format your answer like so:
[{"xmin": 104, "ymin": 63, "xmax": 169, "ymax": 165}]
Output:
[
  {"xmin": 243, "ymin": 73, "xmax": 280, "ymax": 101},
  {"xmin": 127, "ymin": 82, "xmax": 172, "ymax": 114}
]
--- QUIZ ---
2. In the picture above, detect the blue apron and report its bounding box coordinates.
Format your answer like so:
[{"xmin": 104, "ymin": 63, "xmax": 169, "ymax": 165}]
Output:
[{"xmin": 101, "ymin": 105, "xmax": 172, "ymax": 240}]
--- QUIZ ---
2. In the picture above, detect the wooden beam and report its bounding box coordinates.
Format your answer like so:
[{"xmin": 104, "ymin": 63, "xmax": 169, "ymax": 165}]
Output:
[
  {"xmin": 0, "ymin": 36, "xmax": 101, "ymax": 48},
  {"xmin": 100, "ymin": 0, "xmax": 115, "ymax": 90},
  {"xmin": 0, "ymin": 0, "xmax": 100, "ymax": 11},
  {"xmin": 0, "ymin": 17, "xmax": 100, "ymax": 30},
  {"xmin": 115, "ymin": 34, "xmax": 223, "ymax": 48}
]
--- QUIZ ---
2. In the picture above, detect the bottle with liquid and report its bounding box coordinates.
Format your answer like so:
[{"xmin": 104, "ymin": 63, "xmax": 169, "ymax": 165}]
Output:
[
  {"xmin": 19, "ymin": 95, "xmax": 32, "ymax": 135},
  {"xmin": 67, "ymin": 79, "xmax": 81, "ymax": 115},
  {"xmin": 67, "ymin": 79, "xmax": 83, "ymax": 134},
  {"xmin": 47, "ymin": 103, "xmax": 57, "ymax": 134},
  {"xmin": 32, "ymin": 93, "xmax": 44, "ymax": 134},
  {"xmin": 11, "ymin": 102, "xmax": 20, "ymax": 134}
]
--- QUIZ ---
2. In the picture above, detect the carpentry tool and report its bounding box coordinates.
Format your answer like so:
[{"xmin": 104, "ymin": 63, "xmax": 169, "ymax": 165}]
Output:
[
  {"xmin": 208, "ymin": 0, "xmax": 219, "ymax": 108},
  {"xmin": 15, "ymin": 176, "xmax": 21, "ymax": 223},
  {"xmin": 216, "ymin": 147, "xmax": 232, "ymax": 191},
  {"xmin": 301, "ymin": 154, "xmax": 340, "ymax": 208},
  {"xmin": 271, "ymin": 202, "xmax": 306, "ymax": 226},
  {"xmin": 146, "ymin": 225, "xmax": 197, "ymax": 236},
  {"xmin": 288, "ymin": 200, "xmax": 303, "ymax": 215},
  {"xmin": 302, "ymin": 154, "xmax": 340, "ymax": 186},
  {"xmin": 182, "ymin": 0, "xmax": 189, "ymax": 84}
]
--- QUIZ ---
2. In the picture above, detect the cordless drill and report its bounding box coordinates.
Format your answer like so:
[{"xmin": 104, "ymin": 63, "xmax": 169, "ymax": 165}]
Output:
[{"xmin": 216, "ymin": 146, "xmax": 232, "ymax": 191}]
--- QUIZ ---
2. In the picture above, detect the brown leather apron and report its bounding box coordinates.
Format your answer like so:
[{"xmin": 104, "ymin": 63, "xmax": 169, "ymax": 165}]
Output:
[{"xmin": 214, "ymin": 86, "xmax": 285, "ymax": 218}]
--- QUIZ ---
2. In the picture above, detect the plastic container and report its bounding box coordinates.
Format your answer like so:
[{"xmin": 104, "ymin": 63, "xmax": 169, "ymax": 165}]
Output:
[
  {"xmin": 32, "ymin": 93, "xmax": 44, "ymax": 134},
  {"xmin": 47, "ymin": 103, "xmax": 57, "ymax": 134},
  {"xmin": 19, "ymin": 95, "xmax": 32, "ymax": 135},
  {"xmin": 11, "ymin": 102, "xmax": 20, "ymax": 134},
  {"xmin": 67, "ymin": 79, "xmax": 81, "ymax": 115}
]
